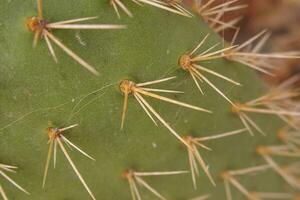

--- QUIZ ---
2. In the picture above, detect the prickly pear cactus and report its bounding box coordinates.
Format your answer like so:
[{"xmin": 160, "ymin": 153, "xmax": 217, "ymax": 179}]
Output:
[{"xmin": 1, "ymin": 0, "xmax": 299, "ymax": 200}]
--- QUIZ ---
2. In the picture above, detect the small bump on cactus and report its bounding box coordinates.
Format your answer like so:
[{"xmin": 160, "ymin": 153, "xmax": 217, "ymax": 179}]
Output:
[{"xmin": 26, "ymin": 0, "xmax": 126, "ymax": 75}]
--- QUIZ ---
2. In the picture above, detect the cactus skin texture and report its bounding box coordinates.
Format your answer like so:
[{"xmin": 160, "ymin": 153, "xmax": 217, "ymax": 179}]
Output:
[{"xmin": 0, "ymin": 0, "xmax": 291, "ymax": 200}]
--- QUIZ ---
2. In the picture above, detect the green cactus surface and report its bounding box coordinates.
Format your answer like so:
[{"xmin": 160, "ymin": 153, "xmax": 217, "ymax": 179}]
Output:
[{"xmin": 0, "ymin": 0, "xmax": 291, "ymax": 200}]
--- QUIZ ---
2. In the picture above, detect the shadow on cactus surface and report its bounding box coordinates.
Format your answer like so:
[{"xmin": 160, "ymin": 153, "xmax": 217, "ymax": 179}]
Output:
[{"xmin": 0, "ymin": 0, "xmax": 300, "ymax": 199}]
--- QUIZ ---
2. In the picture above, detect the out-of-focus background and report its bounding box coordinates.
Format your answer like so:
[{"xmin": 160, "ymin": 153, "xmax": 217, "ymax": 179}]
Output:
[{"xmin": 185, "ymin": 0, "xmax": 300, "ymax": 87}]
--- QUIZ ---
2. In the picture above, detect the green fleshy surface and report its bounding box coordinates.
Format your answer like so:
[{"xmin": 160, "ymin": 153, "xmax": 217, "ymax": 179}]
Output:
[{"xmin": 0, "ymin": 0, "xmax": 288, "ymax": 199}]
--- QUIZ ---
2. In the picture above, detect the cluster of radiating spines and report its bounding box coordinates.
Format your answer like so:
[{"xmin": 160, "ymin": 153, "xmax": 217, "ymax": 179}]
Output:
[
  {"xmin": 178, "ymin": 32, "xmax": 300, "ymax": 106},
  {"xmin": 186, "ymin": 30, "xmax": 300, "ymax": 79},
  {"xmin": 231, "ymin": 79, "xmax": 300, "ymax": 136},
  {"xmin": 177, "ymin": 33, "xmax": 300, "ymax": 132},
  {"xmin": 181, "ymin": 129, "xmax": 246, "ymax": 189},
  {"xmin": 256, "ymin": 144, "xmax": 300, "ymax": 190},
  {"xmin": 179, "ymin": 34, "xmax": 241, "ymax": 106},
  {"xmin": 0, "ymin": 163, "xmax": 30, "ymax": 200},
  {"xmin": 26, "ymin": 0, "xmax": 126, "ymax": 76},
  {"xmin": 110, "ymin": 0, "xmax": 192, "ymax": 18},
  {"xmin": 119, "ymin": 77, "xmax": 211, "ymax": 147},
  {"xmin": 224, "ymin": 29, "xmax": 300, "ymax": 76},
  {"xmin": 122, "ymin": 169, "xmax": 188, "ymax": 200},
  {"xmin": 278, "ymin": 127, "xmax": 300, "ymax": 152},
  {"xmin": 109, "ymin": 0, "xmax": 247, "ymax": 34},
  {"xmin": 43, "ymin": 123, "xmax": 96, "ymax": 200},
  {"xmin": 194, "ymin": 0, "xmax": 247, "ymax": 33},
  {"xmin": 109, "ymin": 0, "xmax": 246, "ymax": 34},
  {"xmin": 222, "ymin": 165, "xmax": 297, "ymax": 200}
]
